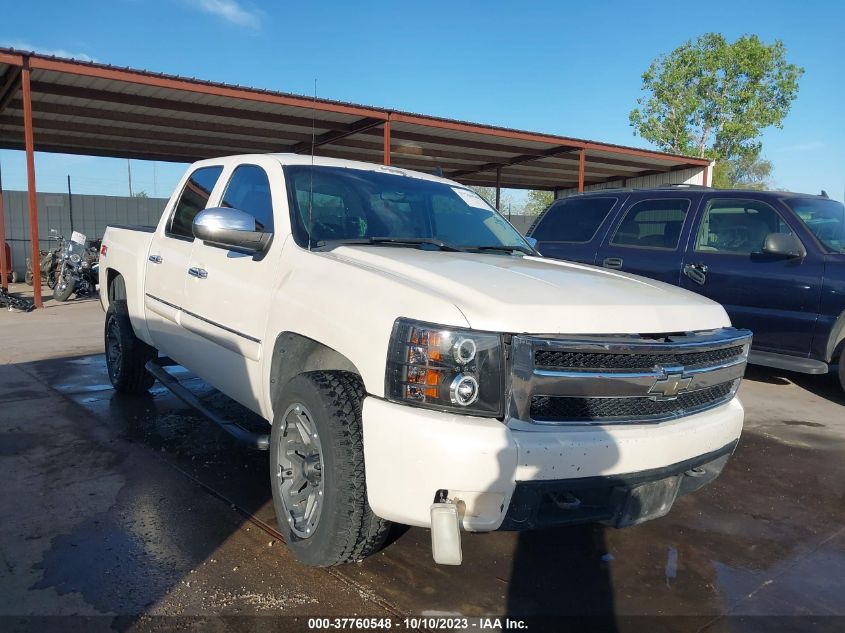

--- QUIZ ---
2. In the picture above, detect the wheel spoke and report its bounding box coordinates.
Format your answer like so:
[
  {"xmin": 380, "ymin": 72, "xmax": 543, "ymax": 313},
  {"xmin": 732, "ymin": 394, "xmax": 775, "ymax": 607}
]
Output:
[{"xmin": 276, "ymin": 401, "xmax": 324, "ymax": 538}]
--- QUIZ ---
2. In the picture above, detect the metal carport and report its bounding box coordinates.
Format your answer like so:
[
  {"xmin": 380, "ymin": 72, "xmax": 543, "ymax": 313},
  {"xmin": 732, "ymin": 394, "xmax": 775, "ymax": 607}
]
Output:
[{"xmin": 0, "ymin": 47, "xmax": 710, "ymax": 307}]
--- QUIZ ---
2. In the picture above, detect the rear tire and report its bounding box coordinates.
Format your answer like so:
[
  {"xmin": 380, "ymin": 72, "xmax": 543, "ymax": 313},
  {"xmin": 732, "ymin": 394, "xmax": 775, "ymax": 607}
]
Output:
[
  {"xmin": 270, "ymin": 371, "xmax": 390, "ymax": 566},
  {"xmin": 105, "ymin": 299, "xmax": 156, "ymax": 394}
]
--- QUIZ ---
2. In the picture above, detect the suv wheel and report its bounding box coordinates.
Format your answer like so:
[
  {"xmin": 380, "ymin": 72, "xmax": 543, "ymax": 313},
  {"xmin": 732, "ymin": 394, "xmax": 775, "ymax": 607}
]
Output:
[
  {"xmin": 839, "ymin": 358, "xmax": 845, "ymax": 393},
  {"xmin": 270, "ymin": 371, "xmax": 389, "ymax": 566}
]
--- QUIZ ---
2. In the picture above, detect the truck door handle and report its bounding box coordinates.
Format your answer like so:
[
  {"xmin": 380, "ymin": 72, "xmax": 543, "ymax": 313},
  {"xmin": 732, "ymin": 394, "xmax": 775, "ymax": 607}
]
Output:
[
  {"xmin": 602, "ymin": 257, "xmax": 624, "ymax": 270},
  {"xmin": 148, "ymin": 254, "xmax": 162, "ymax": 264},
  {"xmin": 188, "ymin": 267, "xmax": 208, "ymax": 279},
  {"xmin": 683, "ymin": 263, "xmax": 708, "ymax": 286}
]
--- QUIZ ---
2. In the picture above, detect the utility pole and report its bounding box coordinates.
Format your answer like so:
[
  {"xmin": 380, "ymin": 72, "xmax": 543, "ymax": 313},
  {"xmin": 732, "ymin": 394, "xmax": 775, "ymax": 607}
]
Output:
[
  {"xmin": 127, "ymin": 159, "xmax": 133, "ymax": 197},
  {"xmin": 67, "ymin": 175, "xmax": 74, "ymax": 232},
  {"xmin": 153, "ymin": 161, "xmax": 158, "ymax": 197}
]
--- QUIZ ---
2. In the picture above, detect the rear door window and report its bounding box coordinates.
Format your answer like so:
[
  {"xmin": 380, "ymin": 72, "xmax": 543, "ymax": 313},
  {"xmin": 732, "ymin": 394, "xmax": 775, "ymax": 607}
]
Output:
[
  {"xmin": 610, "ymin": 199, "xmax": 690, "ymax": 250},
  {"xmin": 530, "ymin": 197, "xmax": 618, "ymax": 243},
  {"xmin": 167, "ymin": 166, "xmax": 224, "ymax": 239}
]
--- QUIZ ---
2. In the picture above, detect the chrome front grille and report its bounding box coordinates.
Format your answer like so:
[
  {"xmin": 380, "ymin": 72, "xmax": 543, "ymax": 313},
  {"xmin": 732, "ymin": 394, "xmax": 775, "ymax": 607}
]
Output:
[
  {"xmin": 508, "ymin": 328, "xmax": 752, "ymax": 426},
  {"xmin": 533, "ymin": 344, "xmax": 746, "ymax": 372}
]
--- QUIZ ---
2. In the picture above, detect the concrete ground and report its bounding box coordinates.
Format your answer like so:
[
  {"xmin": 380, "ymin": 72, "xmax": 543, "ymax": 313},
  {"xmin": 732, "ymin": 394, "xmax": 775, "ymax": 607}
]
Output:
[{"xmin": 1, "ymin": 289, "xmax": 844, "ymax": 632}]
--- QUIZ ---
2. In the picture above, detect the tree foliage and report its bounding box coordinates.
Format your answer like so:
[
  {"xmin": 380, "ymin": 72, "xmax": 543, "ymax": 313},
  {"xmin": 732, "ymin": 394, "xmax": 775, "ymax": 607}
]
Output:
[
  {"xmin": 629, "ymin": 33, "xmax": 803, "ymax": 161},
  {"xmin": 523, "ymin": 190, "xmax": 554, "ymax": 216},
  {"xmin": 711, "ymin": 150, "xmax": 773, "ymax": 190},
  {"xmin": 470, "ymin": 186, "xmax": 515, "ymax": 213}
]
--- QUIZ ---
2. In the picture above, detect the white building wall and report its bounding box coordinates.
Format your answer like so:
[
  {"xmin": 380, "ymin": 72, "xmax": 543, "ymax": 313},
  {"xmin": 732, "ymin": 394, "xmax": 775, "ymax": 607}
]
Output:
[{"xmin": 555, "ymin": 162, "xmax": 713, "ymax": 199}]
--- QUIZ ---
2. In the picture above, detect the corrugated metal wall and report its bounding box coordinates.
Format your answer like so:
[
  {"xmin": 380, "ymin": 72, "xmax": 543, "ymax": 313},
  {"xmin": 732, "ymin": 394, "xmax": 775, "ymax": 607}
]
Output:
[
  {"xmin": 1, "ymin": 191, "xmax": 168, "ymax": 277},
  {"xmin": 505, "ymin": 214, "xmax": 535, "ymax": 235},
  {"xmin": 554, "ymin": 164, "xmax": 712, "ymax": 199}
]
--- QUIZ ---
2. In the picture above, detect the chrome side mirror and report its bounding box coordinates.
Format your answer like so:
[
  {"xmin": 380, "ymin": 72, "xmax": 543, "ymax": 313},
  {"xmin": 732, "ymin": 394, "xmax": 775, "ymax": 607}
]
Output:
[
  {"xmin": 192, "ymin": 207, "xmax": 271, "ymax": 253},
  {"xmin": 762, "ymin": 232, "xmax": 805, "ymax": 259}
]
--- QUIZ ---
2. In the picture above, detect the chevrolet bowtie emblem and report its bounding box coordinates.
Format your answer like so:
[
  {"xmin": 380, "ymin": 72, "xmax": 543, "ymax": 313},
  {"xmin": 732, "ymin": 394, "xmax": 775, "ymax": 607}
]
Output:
[{"xmin": 649, "ymin": 371, "xmax": 692, "ymax": 399}]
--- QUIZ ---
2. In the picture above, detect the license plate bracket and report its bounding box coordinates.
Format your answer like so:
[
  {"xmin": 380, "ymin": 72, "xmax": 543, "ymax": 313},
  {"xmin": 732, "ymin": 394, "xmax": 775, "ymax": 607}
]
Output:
[{"xmin": 616, "ymin": 476, "xmax": 681, "ymax": 527}]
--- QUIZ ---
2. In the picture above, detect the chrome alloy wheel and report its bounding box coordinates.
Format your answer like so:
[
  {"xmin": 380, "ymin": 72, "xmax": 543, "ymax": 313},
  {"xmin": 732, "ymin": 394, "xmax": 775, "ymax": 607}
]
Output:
[
  {"xmin": 276, "ymin": 402, "xmax": 324, "ymax": 538},
  {"xmin": 106, "ymin": 317, "xmax": 122, "ymax": 381}
]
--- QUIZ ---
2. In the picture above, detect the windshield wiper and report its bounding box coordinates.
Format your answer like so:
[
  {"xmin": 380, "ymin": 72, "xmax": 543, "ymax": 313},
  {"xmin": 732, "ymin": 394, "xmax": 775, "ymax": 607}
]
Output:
[
  {"xmin": 319, "ymin": 237, "xmax": 465, "ymax": 252},
  {"xmin": 465, "ymin": 244, "xmax": 535, "ymax": 255}
]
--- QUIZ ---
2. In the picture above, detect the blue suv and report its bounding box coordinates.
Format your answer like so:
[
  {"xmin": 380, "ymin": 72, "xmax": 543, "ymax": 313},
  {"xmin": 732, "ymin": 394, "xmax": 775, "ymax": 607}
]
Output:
[{"xmin": 527, "ymin": 186, "xmax": 845, "ymax": 392}]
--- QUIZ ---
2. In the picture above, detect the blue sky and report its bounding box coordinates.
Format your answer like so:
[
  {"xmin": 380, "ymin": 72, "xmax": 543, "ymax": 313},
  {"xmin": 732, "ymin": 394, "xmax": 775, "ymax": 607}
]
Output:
[{"xmin": 1, "ymin": 0, "xmax": 843, "ymax": 202}]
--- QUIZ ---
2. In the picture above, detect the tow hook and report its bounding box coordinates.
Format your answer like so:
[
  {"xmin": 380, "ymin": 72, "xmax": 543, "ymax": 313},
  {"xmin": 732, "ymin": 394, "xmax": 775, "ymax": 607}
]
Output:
[{"xmin": 430, "ymin": 489, "xmax": 462, "ymax": 566}]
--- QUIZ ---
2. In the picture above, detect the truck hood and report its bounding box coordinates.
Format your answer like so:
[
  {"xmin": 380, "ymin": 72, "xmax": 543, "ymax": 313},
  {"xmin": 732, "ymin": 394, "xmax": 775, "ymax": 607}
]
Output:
[{"xmin": 325, "ymin": 246, "xmax": 730, "ymax": 334}]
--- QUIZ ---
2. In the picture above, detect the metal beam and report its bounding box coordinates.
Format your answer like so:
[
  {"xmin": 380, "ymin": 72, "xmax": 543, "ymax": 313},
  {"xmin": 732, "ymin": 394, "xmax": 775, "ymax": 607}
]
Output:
[
  {"xmin": 0, "ymin": 67, "xmax": 21, "ymax": 114},
  {"xmin": 21, "ymin": 59, "xmax": 42, "ymax": 308},
  {"xmin": 290, "ymin": 117, "xmax": 384, "ymax": 154},
  {"xmin": 0, "ymin": 164, "xmax": 7, "ymax": 290},
  {"xmin": 29, "ymin": 82, "xmax": 346, "ymax": 132},
  {"xmin": 0, "ymin": 115, "xmax": 290, "ymax": 153},
  {"xmin": 495, "ymin": 167, "xmax": 501, "ymax": 209},
  {"xmin": 0, "ymin": 130, "xmax": 215, "ymax": 162},
  {"xmin": 329, "ymin": 136, "xmax": 628, "ymax": 176},
  {"xmin": 578, "ymin": 149, "xmax": 585, "ymax": 192},
  {"xmin": 6, "ymin": 99, "xmax": 315, "ymax": 143},
  {"xmin": 449, "ymin": 145, "xmax": 579, "ymax": 178},
  {"xmin": 383, "ymin": 119, "xmax": 391, "ymax": 166}
]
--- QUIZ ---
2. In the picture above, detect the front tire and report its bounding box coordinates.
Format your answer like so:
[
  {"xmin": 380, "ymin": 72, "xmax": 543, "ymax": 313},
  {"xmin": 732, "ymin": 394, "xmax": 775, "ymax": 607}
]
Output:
[
  {"xmin": 105, "ymin": 300, "xmax": 156, "ymax": 394},
  {"xmin": 270, "ymin": 371, "xmax": 389, "ymax": 566},
  {"xmin": 53, "ymin": 273, "xmax": 75, "ymax": 301}
]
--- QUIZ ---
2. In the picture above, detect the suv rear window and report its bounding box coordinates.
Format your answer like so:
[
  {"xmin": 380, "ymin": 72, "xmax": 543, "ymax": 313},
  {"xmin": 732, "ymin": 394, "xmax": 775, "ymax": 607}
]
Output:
[
  {"xmin": 530, "ymin": 197, "xmax": 617, "ymax": 243},
  {"xmin": 610, "ymin": 199, "xmax": 690, "ymax": 250}
]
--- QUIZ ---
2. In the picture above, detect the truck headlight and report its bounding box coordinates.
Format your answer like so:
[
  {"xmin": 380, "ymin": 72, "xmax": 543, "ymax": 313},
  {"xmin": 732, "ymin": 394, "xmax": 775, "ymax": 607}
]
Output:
[{"xmin": 385, "ymin": 318, "xmax": 504, "ymax": 417}]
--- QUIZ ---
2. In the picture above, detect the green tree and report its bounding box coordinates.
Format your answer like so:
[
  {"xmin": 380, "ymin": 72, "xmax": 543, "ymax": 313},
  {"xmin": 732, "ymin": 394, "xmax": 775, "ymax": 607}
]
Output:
[
  {"xmin": 629, "ymin": 33, "xmax": 803, "ymax": 161},
  {"xmin": 711, "ymin": 150, "xmax": 773, "ymax": 190},
  {"xmin": 523, "ymin": 190, "xmax": 554, "ymax": 216},
  {"xmin": 470, "ymin": 186, "xmax": 516, "ymax": 213},
  {"xmin": 132, "ymin": 191, "xmax": 150, "ymax": 198}
]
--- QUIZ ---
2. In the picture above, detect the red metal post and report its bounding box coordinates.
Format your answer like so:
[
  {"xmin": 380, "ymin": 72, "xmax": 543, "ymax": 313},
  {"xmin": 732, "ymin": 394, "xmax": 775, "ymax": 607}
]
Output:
[
  {"xmin": 383, "ymin": 119, "xmax": 391, "ymax": 166},
  {"xmin": 0, "ymin": 172, "xmax": 7, "ymax": 291},
  {"xmin": 22, "ymin": 58, "xmax": 43, "ymax": 308},
  {"xmin": 495, "ymin": 167, "xmax": 501, "ymax": 209},
  {"xmin": 577, "ymin": 149, "xmax": 586, "ymax": 193}
]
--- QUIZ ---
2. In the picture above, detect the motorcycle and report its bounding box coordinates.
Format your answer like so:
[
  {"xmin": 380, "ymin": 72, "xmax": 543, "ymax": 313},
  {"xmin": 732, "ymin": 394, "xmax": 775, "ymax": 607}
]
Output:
[
  {"xmin": 53, "ymin": 230, "xmax": 100, "ymax": 302},
  {"xmin": 25, "ymin": 229, "xmax": 63, "ymax": 288}
]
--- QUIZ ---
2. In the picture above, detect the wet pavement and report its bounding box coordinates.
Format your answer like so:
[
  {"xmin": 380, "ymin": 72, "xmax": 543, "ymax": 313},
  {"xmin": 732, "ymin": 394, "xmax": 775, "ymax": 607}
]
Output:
[{"xmin": 1, "ymin": 300, "xmax": 845, "ymax": 631}]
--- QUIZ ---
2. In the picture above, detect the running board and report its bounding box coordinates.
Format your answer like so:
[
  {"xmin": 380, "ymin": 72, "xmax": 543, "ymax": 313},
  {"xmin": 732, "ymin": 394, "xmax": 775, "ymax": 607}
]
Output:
[
  {"xmin": 748, "ymin": 351, "xmax": 829, "ymax": 375},
  {"xmin": 145, "ymin": 358, "xmax": 270, "ymax": 450}
]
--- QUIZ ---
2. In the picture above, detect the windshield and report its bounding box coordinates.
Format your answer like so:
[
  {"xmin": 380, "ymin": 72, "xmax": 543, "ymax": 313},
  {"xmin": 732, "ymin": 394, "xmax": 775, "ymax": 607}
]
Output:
[
  {"xmin": 784, "ymin": 198, "xmax": 845, "ymax": 253},
  {"xmin": 284, "ymin": 166, "xmax": 532, "ymax": 253}
]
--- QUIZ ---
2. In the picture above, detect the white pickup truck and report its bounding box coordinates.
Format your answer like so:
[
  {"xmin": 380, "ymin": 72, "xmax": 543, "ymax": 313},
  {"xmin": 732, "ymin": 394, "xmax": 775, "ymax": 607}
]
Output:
[{"xmin": 100, "ymin": 154, "xmax": 751, "ymax": 566}]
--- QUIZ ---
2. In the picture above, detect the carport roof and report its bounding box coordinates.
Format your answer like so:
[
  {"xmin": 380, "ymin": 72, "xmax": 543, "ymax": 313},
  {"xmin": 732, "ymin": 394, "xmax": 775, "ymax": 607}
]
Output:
[{"xmin": 0, "ymin": 48, "xmax": 709, "ymax": 191}]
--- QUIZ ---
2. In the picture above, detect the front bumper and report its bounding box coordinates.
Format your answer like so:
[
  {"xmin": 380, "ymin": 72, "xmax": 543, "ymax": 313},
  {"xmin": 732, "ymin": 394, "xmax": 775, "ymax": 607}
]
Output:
[{"xmin": 362, "ymin": 396, "xmax": 744, "ymax": 531}]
